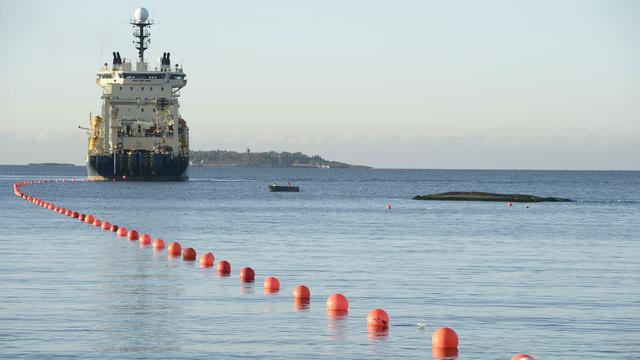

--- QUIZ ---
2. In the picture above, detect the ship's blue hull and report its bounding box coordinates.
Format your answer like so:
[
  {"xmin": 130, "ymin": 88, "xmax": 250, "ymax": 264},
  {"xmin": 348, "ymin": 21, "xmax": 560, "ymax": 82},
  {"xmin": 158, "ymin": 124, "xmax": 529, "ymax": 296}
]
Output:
[{"xmin": 87, "ymin": 153, "xmax": 189, "ymax": 181}]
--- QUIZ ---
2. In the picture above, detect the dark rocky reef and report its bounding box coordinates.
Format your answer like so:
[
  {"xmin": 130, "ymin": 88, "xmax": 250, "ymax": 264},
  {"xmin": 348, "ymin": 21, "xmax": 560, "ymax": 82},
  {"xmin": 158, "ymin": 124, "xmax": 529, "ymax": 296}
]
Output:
[{"xmin": 413, "ymin": 191, "xmax": 573, "ymax": 202}]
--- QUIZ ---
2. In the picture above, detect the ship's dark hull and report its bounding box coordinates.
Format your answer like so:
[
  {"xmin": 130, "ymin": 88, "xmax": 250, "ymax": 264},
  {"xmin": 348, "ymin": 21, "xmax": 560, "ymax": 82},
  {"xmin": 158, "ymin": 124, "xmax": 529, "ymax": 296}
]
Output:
[{"xmin": 88, "ymin": 153, "xmax": 189, "ymax": 181}]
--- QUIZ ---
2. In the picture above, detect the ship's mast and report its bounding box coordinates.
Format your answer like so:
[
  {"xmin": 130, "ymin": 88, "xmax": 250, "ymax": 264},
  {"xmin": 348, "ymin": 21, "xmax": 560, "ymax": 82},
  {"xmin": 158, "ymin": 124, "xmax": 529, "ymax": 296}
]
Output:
[{"xmin": 131, "ymin": 8, "xmax": 153, "ymax": 63}]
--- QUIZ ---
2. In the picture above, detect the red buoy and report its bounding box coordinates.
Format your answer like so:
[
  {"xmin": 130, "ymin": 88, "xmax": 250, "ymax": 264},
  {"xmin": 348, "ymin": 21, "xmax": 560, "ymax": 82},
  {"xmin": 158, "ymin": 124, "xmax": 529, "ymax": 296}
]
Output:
[
  {"xmin": 78, "ymin": 214, "xmax": 85, "ymax": 222},
  {"xmin": 71, "ymin": 211, "xmax": 79, "ymax": 219},
  {"xmin": 101, "ymin": 221, "xmax": 112, "ymax": 230},
  {"xmin": 127, "ymin": 230, "xmax": 139, "ymax": 241},
  {"xmin": 182, "ymin": 247, "xmax": 196, "ymax": 261},
  {"xmin": 139, "ymin": 234, "xmax": 151, "ymax": 245},
  {"xmin": 93, "ymin": 219, "xmax": 102, "ymax": 227},
  {"xmin": 217, "ymin": 260, "xmax": 231, "ymax": 275},
  {"xmin": 326, "ymin": 293, "xmax": 349, "ymax": 312},
  {"xmin": 167, "ymin": 241, "xmax": 182, "ymax": 257},
  {"xmin": 117, "ymin": 227, "xmax": 128, "ymax": 237},
  {"xmin": 367, "ymin": 309, "xmax": 389, "ymax": 329},
  {"xmin": 110, "ymin": 224, "xmax": 118, "ymax": 232},
  {"xmin": 263, "ymin": 276, "xmax": 280, "ymax": 291},
  {"xmin": 239, "ymin": 267, "xmax": 255, "ymax": 282},
  {"xmin": 432, "ymin": 327, "xmax": 458, "ymax": 349},
  {"xmin": 200, "ymin": 252, "xmax": 214, "ymax": 267},
  {"xmin": 512, "ymin": 354, "xmax": 536, "ymax": 360},
  {"xmin": 293, "ymin": 285, "xmax": 310, "ymax": 299},
  {"xmin": 153, "ymin": 239, "xmax": 165, "ymax": 250},
  {"xmin": 84, "ymin": 214, "xmax": 95, "ymax": 224}
]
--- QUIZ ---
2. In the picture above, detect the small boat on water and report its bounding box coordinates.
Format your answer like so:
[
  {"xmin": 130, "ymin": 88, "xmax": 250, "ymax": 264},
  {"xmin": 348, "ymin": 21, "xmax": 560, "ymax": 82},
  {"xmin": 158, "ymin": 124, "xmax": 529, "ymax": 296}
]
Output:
[{"xmin": 269, "ymin": 183, "xmax": 299, "ymax": 192}]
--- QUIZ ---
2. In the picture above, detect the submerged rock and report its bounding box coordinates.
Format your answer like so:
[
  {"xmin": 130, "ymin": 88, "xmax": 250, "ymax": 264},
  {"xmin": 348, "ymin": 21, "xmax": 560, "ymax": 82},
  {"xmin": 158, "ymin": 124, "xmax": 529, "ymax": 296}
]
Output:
[{"xmin": 412, "ymin": 191, "xmax": 573, "ymax": 202}]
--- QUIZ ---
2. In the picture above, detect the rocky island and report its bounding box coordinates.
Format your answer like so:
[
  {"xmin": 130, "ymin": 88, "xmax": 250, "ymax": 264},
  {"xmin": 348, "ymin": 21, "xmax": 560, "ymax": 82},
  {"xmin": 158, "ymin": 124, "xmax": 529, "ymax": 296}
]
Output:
[{"xmin": 413, "ymin": 191, "xmax": 573, "ymax": 202}]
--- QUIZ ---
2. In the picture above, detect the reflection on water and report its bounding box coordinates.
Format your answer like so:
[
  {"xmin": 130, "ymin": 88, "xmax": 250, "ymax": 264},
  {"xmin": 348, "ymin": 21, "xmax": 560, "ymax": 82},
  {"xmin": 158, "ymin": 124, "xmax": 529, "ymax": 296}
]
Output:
[
  {"xmin": 367, "ymin": 328, "xmax": 389, "ymax": 341},
  {"xmin": 327, "ymin": 310, "xmax": 349, "ymax": 341},
  {"xmin": 293, "ymin": 298, "xmax": 310, "ymax": 312},
  {"xmin": 241, "ymin": 282, "xmax": 254, "ymax": 295},
  {"xmin": 432, "ymin": 348, "xmax": 459, "ymax": 360}
]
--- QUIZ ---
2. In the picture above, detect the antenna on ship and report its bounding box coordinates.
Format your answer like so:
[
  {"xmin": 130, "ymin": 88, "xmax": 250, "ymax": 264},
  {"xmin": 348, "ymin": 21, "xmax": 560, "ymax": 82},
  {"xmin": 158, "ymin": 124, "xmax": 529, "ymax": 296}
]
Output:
[{"xmin": 131, "ymin": 7, "xmax": 153, "ymax": 63}]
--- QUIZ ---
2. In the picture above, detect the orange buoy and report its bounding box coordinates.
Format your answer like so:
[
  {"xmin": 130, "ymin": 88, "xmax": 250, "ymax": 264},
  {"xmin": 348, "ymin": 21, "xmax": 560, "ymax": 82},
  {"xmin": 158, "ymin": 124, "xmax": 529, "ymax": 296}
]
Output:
[
  {"xmin": 110, "ymin": 224, "xmax": 118, "ymax": 232},
  {"xmin": 153, "ymin": 238, "xmax": 165, "ymax": 250},
  {"xmin": 293, "ymin": 285, "xmax": 310, "ymax": 299},
  {"xmin": 84, "ymin": 214, "xmax": 95, "ymax": 224},
  {"xmin": 367, "ymin": 309, "xmax": 390, "ymax": 329},
  {"xmin": 93, "ymin": 219, "xmax": 102, "ymax": 227},
  {"xmin": 139, "ymin": 233, "xmax": 151, "ymax": 245},
  {"xmin": 263, "ymin": 276, "xmax": 280, "ymax": 291},
  {"xmin": 182, "ymin": 247, "xmax": 196, "ymax": 261},
  {"xmin": 217, "ymin": 260, "xmax": 231, "ymax": 275},
  {"xmin": 167, "ymin": 241, "xmax": 182, "ymax": 256},
  {"xmin": 200, "ymin": 252, "xmax": 214, "ymax": 267},
  {"xmin": 512, "ymin": 354, "xmax": 536, "ymax": 360},
  {"xmin": 117, "ymin": 227, "xmax": 128, "ymax": 237},
  {"xmin": 326, "ymin": 293, "xmax": 349, "ymax": 311},
  {"xmin": 432, "ymin": 327, "xmax": 458, "ymax": 349},
  {"xmin": 127, "ymin": 230, "xmax": 139, "ymax": 241},
  {"xmin": 239, "ymin": 267, "xmax": 255, "ymax": 282},
  {"xmin": 101, "ymin": 221, "xmax": 111, "ymax": 230}
]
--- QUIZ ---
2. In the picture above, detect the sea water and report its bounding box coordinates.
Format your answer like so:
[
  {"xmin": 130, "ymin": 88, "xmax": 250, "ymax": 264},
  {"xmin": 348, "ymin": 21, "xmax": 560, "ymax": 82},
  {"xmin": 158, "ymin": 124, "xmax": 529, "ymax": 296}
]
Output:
[{"xmin": 0, "ymin": 165, "xmax": 638, "ymax": 359}]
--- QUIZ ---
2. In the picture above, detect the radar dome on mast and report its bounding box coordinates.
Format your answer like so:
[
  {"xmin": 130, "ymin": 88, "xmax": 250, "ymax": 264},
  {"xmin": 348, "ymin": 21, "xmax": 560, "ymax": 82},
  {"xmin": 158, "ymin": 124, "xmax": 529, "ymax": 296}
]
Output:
[
  {"xmin": 133, "ymin": 7, "xmax": 149, "ymax": 23},
  {"xmin": 131, "ymin": 8, "xmax": 153, "ymax": 63}
]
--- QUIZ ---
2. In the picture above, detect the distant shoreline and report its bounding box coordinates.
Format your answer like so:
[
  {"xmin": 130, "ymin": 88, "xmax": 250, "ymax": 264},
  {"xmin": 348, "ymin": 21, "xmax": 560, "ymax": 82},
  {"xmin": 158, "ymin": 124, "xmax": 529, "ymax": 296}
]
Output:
[
  {"xmin": 189, "ymin": 149, "xmax": 371, "ymax": 169},
  {"xmin": 27, "ymin": 163, "xmax": 77, "ymax": 166}
]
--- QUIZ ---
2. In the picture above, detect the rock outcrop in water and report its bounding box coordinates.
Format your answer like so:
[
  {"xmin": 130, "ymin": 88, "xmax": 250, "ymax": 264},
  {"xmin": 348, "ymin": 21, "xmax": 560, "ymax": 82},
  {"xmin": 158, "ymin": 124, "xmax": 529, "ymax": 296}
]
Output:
[{"xmin": 413, "ymin": 191, "xmax": 573, "ymax": 202}]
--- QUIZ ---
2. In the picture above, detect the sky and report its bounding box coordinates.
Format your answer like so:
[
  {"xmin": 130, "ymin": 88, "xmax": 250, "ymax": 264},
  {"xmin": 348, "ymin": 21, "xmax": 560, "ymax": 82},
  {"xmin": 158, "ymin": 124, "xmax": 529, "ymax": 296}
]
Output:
[{"xmin": 0, "ymin": 0, "xmax": 638, "ymax": 169}]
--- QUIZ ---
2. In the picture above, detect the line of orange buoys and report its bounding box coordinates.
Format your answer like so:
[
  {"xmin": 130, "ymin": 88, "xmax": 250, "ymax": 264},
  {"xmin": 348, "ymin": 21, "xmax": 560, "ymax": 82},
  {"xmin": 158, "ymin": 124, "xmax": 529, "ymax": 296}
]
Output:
[{"xmin": 12, "ymin": 179, "xmax": 536, "ymax": 359}]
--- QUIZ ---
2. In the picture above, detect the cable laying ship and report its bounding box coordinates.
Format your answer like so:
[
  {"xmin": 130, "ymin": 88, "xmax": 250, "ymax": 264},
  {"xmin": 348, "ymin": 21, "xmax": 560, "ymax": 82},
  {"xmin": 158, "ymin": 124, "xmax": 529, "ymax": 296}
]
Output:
[{"xmin": 87, "ymin": 7, "xmax": 189, "ymax": 180}]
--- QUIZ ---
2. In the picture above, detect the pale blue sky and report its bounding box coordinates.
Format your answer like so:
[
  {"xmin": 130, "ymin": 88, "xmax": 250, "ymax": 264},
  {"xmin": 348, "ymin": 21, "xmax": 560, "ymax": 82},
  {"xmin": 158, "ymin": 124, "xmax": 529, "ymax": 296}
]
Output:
[{"xmin": 0, "ymin": 0, "xmax": 638, "ymax": 169}]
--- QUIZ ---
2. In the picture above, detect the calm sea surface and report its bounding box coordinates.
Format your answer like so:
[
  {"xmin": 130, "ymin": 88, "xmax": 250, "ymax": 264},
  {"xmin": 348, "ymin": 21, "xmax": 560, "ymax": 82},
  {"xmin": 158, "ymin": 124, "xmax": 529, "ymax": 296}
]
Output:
[{"xmin": 1, "ymin": 165, "xmax": 638, "ymax": 359}]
